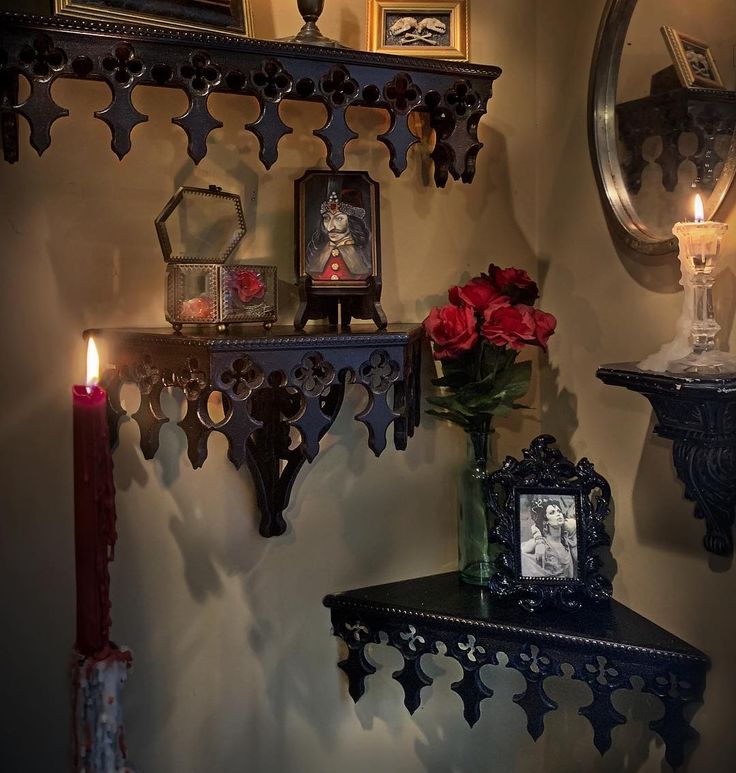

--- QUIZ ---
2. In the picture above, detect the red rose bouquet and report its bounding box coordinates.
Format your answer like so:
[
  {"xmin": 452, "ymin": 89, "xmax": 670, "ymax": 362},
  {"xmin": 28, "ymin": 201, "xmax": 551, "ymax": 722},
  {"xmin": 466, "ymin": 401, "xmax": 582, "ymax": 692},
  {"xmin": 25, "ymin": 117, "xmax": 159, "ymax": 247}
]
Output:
[{"xmin": 424, "ymin": 264, "xmax": 556, "ymax": 433}]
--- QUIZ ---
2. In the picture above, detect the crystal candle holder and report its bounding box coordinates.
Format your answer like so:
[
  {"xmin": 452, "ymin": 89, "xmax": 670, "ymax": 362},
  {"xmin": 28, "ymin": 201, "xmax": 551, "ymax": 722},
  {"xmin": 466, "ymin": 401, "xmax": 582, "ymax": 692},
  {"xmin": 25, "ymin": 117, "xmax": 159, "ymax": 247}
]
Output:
[{"xmin": 667, "ymin": 219, "xmax": 736, "ymax": 374}]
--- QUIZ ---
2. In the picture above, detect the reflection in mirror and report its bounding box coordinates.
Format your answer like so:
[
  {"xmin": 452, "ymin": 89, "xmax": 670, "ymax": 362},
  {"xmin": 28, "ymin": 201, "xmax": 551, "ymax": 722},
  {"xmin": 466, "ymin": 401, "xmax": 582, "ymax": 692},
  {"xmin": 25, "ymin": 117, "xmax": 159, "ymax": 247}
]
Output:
[
  {"xmin": 616, "ymin": 1, "xmax": 736, "ymax": 241},
  {"xmin": 590, "ymin": 0, "xmax": 736, "ymax": 254}
]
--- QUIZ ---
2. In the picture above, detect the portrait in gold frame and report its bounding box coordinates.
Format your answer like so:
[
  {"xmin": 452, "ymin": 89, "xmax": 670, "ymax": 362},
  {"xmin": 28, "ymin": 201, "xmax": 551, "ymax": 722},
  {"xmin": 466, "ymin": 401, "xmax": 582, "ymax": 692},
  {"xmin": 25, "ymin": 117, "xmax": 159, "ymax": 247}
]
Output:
[{"xmin": 55, "ymin": 0, "xmax": 254, "ymax": 38}]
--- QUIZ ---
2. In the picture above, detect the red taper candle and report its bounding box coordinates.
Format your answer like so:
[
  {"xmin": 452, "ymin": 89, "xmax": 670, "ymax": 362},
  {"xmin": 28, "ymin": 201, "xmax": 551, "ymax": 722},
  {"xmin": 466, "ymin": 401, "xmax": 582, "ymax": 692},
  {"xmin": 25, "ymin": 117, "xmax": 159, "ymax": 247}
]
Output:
[{"xmin": 72, "ymin": 338, "xmax": 117, "ymax": 656}]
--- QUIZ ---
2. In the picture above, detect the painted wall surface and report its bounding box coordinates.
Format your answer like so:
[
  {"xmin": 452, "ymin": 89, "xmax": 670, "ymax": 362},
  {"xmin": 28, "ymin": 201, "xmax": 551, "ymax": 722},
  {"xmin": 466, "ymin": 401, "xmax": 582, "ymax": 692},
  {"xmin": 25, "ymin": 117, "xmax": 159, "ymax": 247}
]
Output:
[
  {"xmin": 0, "ymin": 0, "xmax": 734, "ymax": 771},
  {"xmin": 618, "ymin": 0, "xmax": 736, "ymax": 99},
  {"xmin": 536, "ymin": 2, "xmax": 736, "ymax": 773}
]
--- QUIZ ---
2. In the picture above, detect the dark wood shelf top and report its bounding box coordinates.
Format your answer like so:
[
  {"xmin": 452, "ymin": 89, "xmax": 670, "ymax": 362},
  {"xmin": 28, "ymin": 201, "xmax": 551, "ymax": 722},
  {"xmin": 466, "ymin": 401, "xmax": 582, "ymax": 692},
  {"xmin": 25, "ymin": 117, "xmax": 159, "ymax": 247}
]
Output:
[
  {"xmin": 325, "ymin": 572, "xmax": 708, "ymax": 766},
  {"xmin": 597, "ymin": 363, "xmax": 736, "ymax": 396},
  {"xmin": 0, "ymin": 12, "xmax": 502, "ymax": 79},
  {"xmin": 88, "ymin": 324, "xmax": 424, "ymax": 351},
  {"xmin": 324, "ymin": 571, "xmax": 708, "ymax": 664}
]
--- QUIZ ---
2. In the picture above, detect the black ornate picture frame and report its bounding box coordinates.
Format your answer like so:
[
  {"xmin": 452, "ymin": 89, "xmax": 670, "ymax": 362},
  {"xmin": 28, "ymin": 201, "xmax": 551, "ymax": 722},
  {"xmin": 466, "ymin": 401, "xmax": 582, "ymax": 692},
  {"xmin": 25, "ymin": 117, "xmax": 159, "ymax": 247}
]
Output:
[
  {"xmin": 486, "ymin": 435, "xmax": 612, "ymax": 612},
  {"xmin": 293, "ymin": 170, "xmax": 386, "ymax": 329}
]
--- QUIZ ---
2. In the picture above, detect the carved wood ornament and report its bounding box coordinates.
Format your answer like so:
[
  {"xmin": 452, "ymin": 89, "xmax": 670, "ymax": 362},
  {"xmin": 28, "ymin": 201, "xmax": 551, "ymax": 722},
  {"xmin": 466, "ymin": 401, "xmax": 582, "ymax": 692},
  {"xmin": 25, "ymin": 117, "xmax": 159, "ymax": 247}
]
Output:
[
  {"xmin": 0, "ymin": 12, "xmax": 501, "ymax": 186},
  {"xmin": 95, "ymin": 326, "xmax": 422, "ymax": 536},
  {"xmin": 324, "ymin": 572, "xmax": 709, "ymax": 769}
]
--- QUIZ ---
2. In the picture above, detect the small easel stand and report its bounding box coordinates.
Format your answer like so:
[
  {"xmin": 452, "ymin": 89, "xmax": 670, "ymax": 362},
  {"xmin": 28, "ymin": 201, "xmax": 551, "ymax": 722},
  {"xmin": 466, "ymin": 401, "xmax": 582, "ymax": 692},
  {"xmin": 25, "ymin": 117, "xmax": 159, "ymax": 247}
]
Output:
[{"xmin": 294, "ymin": 277, "xmax": 387, "ymax": 328}]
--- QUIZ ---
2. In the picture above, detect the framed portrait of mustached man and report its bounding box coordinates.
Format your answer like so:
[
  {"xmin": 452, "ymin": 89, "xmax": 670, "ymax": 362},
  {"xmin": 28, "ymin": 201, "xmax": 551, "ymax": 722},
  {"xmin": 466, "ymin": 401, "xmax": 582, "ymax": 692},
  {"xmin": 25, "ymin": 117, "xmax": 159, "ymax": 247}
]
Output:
[
  {"xmin": 294, "ymin": 170, "xmax": 386, "ymax": 329},
  {"xmin": 54, "ymin": 1, "xmax": 254, "ymax": 37}
]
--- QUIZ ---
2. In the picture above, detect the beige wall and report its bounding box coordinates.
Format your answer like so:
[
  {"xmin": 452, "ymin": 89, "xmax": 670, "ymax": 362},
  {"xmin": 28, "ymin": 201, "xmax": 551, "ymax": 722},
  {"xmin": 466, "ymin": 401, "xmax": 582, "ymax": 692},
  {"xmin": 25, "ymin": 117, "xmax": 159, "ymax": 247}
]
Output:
[
  {"xmin": 537, "ymin": 2, "xmax": 736, "ymax": 772},
  {"xmin": 0, "ymin": 0, "xmax": 734, "ymax": 771},
  {"xmin": 618, "ymin": 0, "xmax": 736, "ymax": 100}
]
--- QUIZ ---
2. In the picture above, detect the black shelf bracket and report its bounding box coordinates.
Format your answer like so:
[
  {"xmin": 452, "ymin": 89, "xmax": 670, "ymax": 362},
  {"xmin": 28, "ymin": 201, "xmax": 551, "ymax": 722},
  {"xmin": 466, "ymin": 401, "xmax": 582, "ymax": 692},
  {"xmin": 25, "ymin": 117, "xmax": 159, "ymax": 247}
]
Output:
[
  {"xmin": 94, "ymin": 325, "xmax": 422, "ymax": 537},
  {"xmin": 597, "ymin": 363, "xmax": 736, "ymax": 557}
]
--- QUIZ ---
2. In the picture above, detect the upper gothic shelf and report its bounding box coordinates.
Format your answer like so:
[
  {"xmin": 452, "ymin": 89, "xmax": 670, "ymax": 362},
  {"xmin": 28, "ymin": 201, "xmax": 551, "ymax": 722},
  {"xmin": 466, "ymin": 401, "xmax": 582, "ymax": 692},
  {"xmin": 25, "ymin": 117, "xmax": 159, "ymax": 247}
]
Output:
[{"xmin": 0, "ymin": 12, "xmax": 502, "ymax": 186}]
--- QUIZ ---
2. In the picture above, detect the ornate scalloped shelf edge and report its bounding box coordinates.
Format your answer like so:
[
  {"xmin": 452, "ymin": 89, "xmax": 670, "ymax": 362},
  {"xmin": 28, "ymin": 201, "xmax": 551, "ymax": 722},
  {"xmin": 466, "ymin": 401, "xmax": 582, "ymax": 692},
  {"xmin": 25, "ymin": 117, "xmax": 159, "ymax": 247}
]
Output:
[
  {"xmin": 323, "ymin": 572, "xmax": 708, "ymax": 768},
  {"xmin": 94, "ymin": 326, "xmax": 423, "ymax": 536},
  {"xmin": 0, "ymin": 12, "xmax": 501, "ymax": 186},
  {"xmin": 323, "ymin": 594, "xmax": 708, "ymax": 664},
  {"xmin": 84, "ymin": 324, "xmax": 424, "ymax": 350}
]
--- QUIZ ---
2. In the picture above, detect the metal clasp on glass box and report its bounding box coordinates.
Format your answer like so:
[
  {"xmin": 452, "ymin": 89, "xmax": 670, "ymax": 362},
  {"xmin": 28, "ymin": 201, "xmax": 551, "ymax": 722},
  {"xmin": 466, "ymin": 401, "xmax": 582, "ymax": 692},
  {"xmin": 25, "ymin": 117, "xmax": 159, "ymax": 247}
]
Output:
[{"xmin": 155, "ymin": 185, "xmax": 277, "ymax": 332}]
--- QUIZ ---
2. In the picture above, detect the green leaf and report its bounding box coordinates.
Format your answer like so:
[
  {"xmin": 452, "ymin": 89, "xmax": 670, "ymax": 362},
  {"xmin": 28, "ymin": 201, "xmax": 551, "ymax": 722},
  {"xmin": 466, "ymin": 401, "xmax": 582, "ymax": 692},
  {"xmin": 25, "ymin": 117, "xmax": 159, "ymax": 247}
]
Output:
[
  {"xmin": 449, "ymin": 360, "xmax": 532, "ymax": 415},
  {"xmin": 479, "ymin": 342, "xmax": 517, "ymax": 381},
  {"xmin": 490, "ymin": 403, "xmax": 513, "ymax": 417},
  {"xmin": 425, "ymin": 408, "xmax": 470, "ymax": 429},
  {"xmin": 426, "ymin": 394, "xmax": 476, "ymax": 416}
]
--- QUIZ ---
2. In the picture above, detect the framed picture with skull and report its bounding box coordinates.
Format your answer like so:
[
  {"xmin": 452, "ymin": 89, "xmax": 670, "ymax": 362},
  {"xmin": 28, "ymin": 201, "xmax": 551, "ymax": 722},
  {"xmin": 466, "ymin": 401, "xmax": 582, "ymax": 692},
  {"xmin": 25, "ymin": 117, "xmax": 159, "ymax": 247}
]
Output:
[
  {"xmin": 661, "ymin": 26, "xmax": 725, "ymax": 90},
  {"xmin": 367, "ymin": 1, "xmax": 468, "ymax": 60},
  {"xmin": 294, "ymin": 170, "xmax": 386, "ymax": 329}
]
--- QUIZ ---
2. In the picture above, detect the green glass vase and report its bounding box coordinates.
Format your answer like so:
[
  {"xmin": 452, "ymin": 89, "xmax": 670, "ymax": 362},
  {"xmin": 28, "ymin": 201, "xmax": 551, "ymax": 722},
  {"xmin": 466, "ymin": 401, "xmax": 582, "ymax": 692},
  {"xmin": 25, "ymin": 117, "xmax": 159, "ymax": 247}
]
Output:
[{"xmin": 458, "ymin": 429, "xmax": 497, "ymax": 585}]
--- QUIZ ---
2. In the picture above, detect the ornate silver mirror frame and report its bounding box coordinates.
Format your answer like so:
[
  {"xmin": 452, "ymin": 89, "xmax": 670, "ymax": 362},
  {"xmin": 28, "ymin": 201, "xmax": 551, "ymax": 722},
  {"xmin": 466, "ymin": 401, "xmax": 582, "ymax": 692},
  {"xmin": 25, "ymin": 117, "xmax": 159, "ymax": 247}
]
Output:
[{"xmin": 588, "ymin": 0, "xmax": 736, "ymax": 255}]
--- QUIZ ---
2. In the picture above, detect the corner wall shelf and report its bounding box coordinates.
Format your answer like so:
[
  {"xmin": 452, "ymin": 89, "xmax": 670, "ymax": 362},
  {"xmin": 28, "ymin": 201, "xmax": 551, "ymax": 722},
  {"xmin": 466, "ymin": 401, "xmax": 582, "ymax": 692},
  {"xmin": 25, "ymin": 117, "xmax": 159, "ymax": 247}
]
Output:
[
  {"xmin": 324, "ymin": 572, "xmax": 709, "ymax": 770},
  {"xmin": 0, "ymin": 12, "xmax": 501, "ymax": 186},
  {"xmin": 93, "ymin": 325, "xmax": 422, "ymax": 536},
  {"xmin": 597, "ymin": 363, "xmax": 736, "ymax": 557}
]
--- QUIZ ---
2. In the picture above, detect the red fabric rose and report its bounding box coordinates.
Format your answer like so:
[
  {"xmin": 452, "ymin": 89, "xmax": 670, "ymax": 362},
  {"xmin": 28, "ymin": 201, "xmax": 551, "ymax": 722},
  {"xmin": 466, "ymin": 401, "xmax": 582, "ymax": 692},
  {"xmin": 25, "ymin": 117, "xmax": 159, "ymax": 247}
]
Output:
[
  {"xmin": 533, "ymin": 309, "xmax": 557, "ymax": 349},
  {"xmin": 488, "ymin": 264, "xmax": 539, "ymax": 304},
  {"xmin": 228, "ymin": 269, "xmax": 265, "ymax": 304},
  {"xmin": 180, "ymin": 295, "xmax": 215, "ymax": 320},
  {"xmin": 449, "ymin": 275, "xmax": 509, "ymax": 313},
  {"xmin": 481, "ymin": 303, "xmax": 536, "ymax": 351},
  {"xmin": 424, "ymin": 303, "xmax": 479, "ymax": 360}
]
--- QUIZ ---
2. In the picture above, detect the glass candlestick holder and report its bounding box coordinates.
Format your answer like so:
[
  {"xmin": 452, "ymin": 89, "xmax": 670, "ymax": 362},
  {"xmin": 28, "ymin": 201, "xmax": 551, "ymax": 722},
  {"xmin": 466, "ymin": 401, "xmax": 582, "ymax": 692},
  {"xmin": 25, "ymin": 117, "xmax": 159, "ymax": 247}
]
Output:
[{"xmin": 667, "ymin": 219, "xmax": 736, "ymax": 374}]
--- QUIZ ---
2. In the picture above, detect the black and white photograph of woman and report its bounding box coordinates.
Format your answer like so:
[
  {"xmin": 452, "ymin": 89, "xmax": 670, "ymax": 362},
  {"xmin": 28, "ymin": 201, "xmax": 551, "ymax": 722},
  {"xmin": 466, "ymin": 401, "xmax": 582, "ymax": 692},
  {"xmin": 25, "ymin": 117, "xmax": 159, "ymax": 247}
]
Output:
[{"xmin": 519, "ymin": 494, "xmax": 578, "ymax": 579}]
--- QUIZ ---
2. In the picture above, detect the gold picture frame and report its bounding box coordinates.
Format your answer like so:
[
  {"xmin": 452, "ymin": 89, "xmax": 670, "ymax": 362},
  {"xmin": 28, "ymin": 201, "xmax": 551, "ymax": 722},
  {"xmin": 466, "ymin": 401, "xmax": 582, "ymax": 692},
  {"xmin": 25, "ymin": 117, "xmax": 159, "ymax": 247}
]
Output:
[
  {"xmin": 366, "ymin": 1, "xmax": 468, "ymax": 61},
  {"xmin": 54, "ymin": 0, "xmax": 254, "ymax": 38},
  {"xmin": 661, "ymin": 26, "xmax": 724, "ymax": 90}
]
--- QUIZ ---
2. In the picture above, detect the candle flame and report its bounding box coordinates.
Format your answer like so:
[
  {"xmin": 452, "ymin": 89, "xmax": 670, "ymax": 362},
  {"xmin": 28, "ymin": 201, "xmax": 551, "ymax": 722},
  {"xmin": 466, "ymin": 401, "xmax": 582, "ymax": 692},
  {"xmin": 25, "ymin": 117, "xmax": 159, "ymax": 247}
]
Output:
[
  {"xmin": 86, "ymin": 337, "xmax": 100, "ymax": 387},
  {"xmin": 694, "ymin": 194, "xmax": 705, "ymax": 223}
]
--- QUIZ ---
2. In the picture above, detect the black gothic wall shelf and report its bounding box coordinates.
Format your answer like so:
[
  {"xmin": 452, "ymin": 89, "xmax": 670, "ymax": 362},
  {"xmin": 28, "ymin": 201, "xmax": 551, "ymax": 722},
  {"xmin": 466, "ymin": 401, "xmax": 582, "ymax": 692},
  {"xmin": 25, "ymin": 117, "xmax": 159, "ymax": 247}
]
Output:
[
  {"xmin": 92, "ymin": 325, "xmax": 422, "ymax": 536},
  {"xmin": 597, "ymin": 363, "xmax": 736, "ymax": 557},
  {"xmin": 324, "ymin": 572, "xmax": 709, "ymax": 770},
  {"xmin": 0, "ymin": 12, "xmax": 501, "ymax": 187}
]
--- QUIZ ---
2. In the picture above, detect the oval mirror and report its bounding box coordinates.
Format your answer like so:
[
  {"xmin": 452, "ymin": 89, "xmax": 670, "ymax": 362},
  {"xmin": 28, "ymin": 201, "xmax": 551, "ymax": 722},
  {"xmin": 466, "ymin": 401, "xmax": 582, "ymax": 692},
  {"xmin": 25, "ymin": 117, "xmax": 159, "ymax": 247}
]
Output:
[{"xmin": 589, "ymin": 0, "xmax": 736, "ymax": 255}]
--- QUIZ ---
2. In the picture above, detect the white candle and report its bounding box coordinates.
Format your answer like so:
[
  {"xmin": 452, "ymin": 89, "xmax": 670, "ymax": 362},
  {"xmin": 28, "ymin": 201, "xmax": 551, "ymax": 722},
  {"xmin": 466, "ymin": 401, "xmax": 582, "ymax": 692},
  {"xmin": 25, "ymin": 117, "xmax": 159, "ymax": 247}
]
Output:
[{"xmin": 672, "ymin": 195, "xmax": 726, "ymax": 271}]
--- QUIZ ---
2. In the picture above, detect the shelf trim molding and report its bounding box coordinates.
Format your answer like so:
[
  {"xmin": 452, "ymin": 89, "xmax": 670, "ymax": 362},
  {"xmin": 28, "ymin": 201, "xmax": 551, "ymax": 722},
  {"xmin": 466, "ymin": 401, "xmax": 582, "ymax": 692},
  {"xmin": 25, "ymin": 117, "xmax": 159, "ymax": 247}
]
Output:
[
  {"xmin": 95, "ymin": 326, "xmax": 423, "ymax": 536},
  {"xmin": 324, "ymin": 572, "xmax": 709, "ymax": 768},
  {"xmin": 0, "ymin": 12, "xmax": 501, "ymax": 186}
]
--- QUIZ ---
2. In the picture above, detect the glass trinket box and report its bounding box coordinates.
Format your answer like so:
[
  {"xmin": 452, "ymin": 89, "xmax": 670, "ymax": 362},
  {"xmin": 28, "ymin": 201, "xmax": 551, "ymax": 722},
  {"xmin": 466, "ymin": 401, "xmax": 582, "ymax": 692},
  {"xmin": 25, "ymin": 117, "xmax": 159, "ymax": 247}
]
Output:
[{"xmin": 155, "ymin": 185, "xmax": 277, "ymax": 332}]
